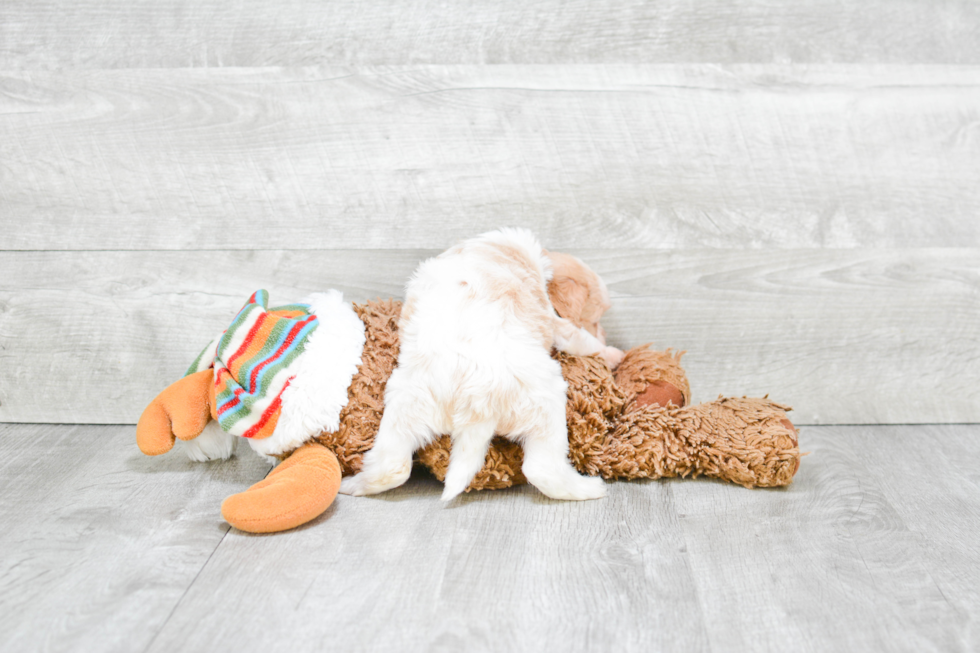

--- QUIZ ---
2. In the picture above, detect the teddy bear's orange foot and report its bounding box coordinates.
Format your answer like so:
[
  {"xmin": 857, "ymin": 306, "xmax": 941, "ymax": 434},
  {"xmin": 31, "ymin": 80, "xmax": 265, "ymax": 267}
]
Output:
[
  {"xmin": 221, "ymin": 442, "xmax": 342, "ymax": 534},
  {"xmin": 136, "ymin": 369, "xmax": 214, "ymax": 456},
  {"xmin": 636, "ymin": 381, "xmax": 687, "ymax": 409},
  {"xmin": 614, "ymin": 345, "xmax": 692, "ymax": 410},
  {"xmin": 779, "ymin": 417, "xmax": 801, "ymax": 476}
]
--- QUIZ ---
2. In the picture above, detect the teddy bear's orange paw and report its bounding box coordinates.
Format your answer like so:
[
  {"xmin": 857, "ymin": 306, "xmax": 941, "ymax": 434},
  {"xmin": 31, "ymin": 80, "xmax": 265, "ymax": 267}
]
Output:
[
  {"xmin": 635, "ymin": 380, "xmax": 687, "ymax": 409},
  {"xmin": 779, "ymin": 418, "xmax": 801, "ymax": 476},
  {"xmin": 136, "ymin": 370, "xmax": 214, "ymax": 455},
  {"xmin": 221, "ymin": 442, "xmax": 342, "ymax": 534}
]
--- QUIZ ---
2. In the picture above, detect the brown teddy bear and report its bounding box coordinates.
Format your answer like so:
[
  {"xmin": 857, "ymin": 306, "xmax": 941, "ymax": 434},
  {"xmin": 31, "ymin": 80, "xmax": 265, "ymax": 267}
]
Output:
[{"xmin": 137, "ymin": 291, "xmax": 800, "ymax": 534}]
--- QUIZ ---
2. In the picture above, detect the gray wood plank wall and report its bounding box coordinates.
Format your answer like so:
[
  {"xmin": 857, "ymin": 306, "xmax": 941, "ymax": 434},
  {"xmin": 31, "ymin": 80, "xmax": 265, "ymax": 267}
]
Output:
[
  {"xmin": 4, "ymin": 1, "xmax": 980, "ymax": 67},
  {"xmin": 1, "ymin": 2, "xmax": 978, "ymax": 426},
  {"xmin": 4, "ymin": 66, "xmax": 979, "ymax": 250},
  {"xmin": 1, "ymin": 249, "xmax": 978, "ymax": 425}
]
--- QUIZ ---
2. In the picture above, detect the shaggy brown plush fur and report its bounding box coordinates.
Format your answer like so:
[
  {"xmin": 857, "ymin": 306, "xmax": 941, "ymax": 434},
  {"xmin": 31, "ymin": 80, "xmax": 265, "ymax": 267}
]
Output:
[
  {"xmin": 306, "ymin": 299, "xmax": 402, "ymax": 473},
  {"xmin": 312, "ymin": 299, "xmax": 800, "ymax": 490}
]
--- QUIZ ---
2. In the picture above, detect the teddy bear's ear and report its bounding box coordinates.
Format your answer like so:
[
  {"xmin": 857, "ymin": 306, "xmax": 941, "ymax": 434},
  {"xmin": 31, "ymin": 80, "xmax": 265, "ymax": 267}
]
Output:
[{"xmin": 548, "ymin": 276, "xmax": 589, "ymax": 325}]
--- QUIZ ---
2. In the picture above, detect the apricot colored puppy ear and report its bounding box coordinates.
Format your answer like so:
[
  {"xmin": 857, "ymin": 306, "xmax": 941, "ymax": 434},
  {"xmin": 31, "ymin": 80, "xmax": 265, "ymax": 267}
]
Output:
[
  {"xmin": 548, "ymin": 276, "xmax": 589, "ymax": 323},
  {"xmin": 221, "ymin": 442, "xmax": 342, "ymax": 534},
  {"xmin": 136, "ymin": 369, "xmax": 214, "ymax": 456}
]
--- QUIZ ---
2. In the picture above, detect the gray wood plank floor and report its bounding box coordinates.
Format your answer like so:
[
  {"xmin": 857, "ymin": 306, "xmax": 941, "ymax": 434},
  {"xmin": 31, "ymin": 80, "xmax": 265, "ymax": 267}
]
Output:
[{"xmin": 1, "ymin": 423, "xmax": 977, "ymax": 653}]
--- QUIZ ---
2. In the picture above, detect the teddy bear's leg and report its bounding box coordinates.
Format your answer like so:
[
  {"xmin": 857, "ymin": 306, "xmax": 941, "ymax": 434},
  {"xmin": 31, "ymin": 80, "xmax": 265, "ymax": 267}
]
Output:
[
  {"xmin": 613, "ymin": 346, "xmax": 691, "ymax": 409},
  {"xmin": 221, "ymin": 441, "xmax": 342, "ymax": 533},
  {"xmin": 590, "ymin": 397, "xmax": 800, "ymax": 487},
  {"xmin": 136, "ymin": 369, "xmax": 215, "ymax": 456},
  {"xmin": 680, "ymin": 398, "xmax": 800, "ymax": 487}
]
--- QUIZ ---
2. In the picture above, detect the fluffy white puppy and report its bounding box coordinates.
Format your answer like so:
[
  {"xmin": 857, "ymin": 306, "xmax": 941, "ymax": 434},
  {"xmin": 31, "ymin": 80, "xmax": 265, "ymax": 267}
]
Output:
[{"xmin": 339, "ymin": 228, "xmax": 620, "ymax": 502}]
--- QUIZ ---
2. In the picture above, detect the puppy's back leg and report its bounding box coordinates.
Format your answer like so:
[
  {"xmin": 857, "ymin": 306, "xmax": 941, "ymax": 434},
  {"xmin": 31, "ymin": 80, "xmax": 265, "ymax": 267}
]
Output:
[
  {"xmin": 441, "ymin": 421, "xmax": 497, "ymax": 502},
  {"xmin": 339, "ymin": 392, "xmax": 434, "ymax": 496},
  {"xmin": 520, "ymin": 397, "xmax": 606, "ymax": 501}
]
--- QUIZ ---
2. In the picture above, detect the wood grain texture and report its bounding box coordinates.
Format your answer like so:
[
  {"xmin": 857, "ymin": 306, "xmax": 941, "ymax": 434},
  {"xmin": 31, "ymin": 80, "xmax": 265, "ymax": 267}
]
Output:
[
  {"xmin": 3, "ymin": 423, "xmax": 977, "ymax": 653},
  {"xmin": 2, "ymin": 65, "xmax": 979, "ymax": 251},
  {"xmin": 2, "ymin": 1, "xmax": 980, "ymax": 69},
  {"xmin": 848, "ymin": 424, "xmax": 980, "ymax": 649},
  {"xmin": 671, "ymin": 425, "xmax": 980, "ymax": 652},
  {"xmin": 145, "ymin": 475, "xmax": 707, "ymax": 653},
  {"xmin": 0, "ymin": 248, "xmax": 976, "ymax": 425},
  {"xmin": 0, "ymin": 423, "xmax": 270, "ymax": 653}
]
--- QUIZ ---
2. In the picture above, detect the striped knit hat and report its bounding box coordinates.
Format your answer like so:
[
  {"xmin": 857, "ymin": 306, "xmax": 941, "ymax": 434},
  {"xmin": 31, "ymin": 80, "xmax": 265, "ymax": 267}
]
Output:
[
  {"xmin": 187, "ymin": 289, "xmax": 366, "ymax": 457},
  {"xmin": 187, "ymin": 290, "xmax": 318, "ymax": 440}
]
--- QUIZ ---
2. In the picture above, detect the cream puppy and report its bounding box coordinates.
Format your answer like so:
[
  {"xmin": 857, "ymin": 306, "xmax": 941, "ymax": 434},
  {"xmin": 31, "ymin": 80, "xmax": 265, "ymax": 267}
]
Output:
[{"xmin": 339, "ymin": 228, "xmax": 620, "ymax": 502}]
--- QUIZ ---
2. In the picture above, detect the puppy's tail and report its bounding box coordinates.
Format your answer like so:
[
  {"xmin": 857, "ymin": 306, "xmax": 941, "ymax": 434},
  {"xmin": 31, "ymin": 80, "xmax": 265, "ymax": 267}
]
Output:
[{"xmin": 440, "ymin": 421, "xmax": 498, "ymax": 501}]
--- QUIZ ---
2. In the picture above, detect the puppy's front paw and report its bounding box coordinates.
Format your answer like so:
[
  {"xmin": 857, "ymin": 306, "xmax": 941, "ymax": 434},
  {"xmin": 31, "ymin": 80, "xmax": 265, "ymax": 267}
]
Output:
[{"xmin": 601, "ymin": 346, "xmax": 625, "ymax": 370}]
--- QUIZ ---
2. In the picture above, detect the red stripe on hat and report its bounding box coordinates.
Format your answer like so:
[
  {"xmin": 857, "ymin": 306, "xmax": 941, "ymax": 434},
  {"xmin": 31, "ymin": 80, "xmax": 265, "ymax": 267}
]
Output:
[
  {"xmin": 241, "ymin": 377, "xmax": 293, "ymax": 439},
  {"xmin": 214, "ymin": 368, "xmax": 249, "ymax": 416},
  {"xmin": 246, "ymin": 315, "xmax": 316, "ymax": 390},
  {"xmin": 225, "ymin": 311, "xmax": 269, "ymax": 372}
]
